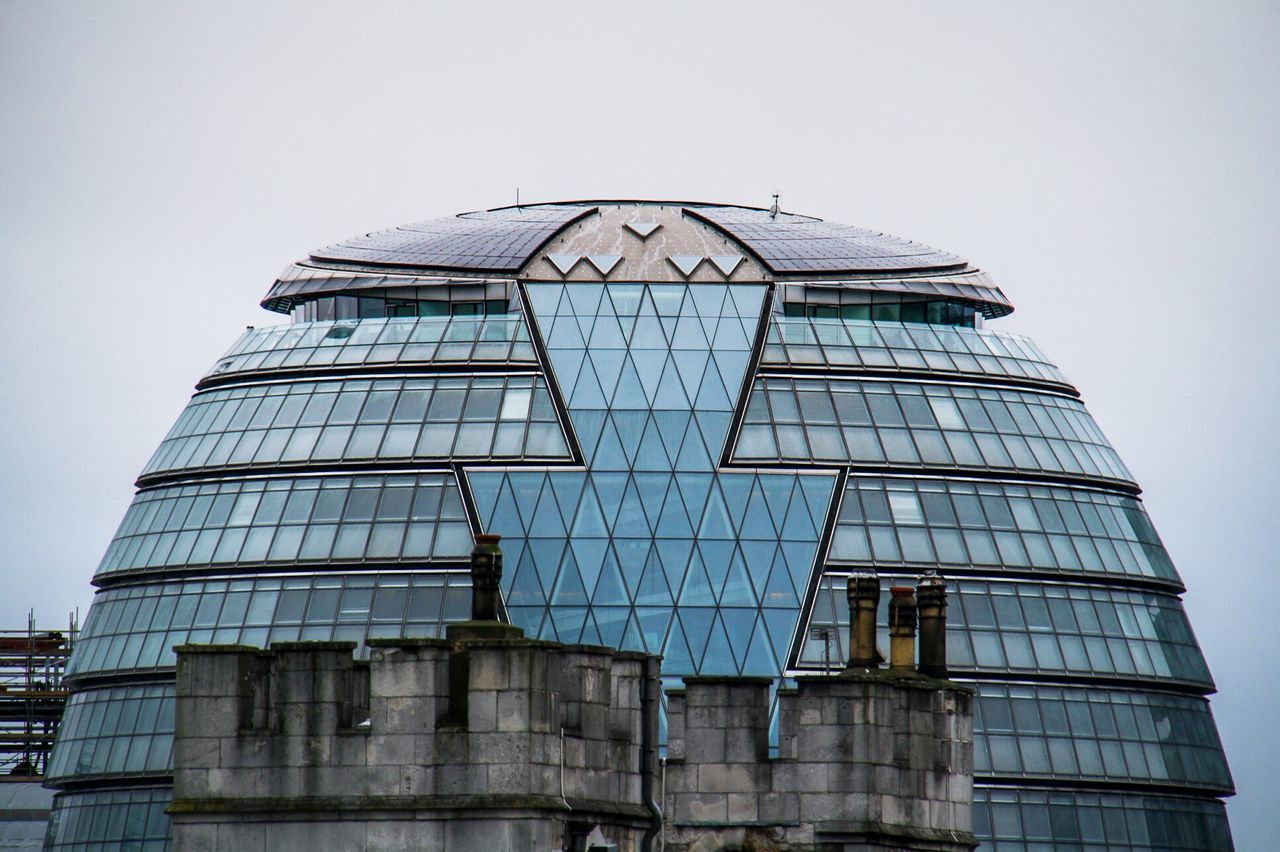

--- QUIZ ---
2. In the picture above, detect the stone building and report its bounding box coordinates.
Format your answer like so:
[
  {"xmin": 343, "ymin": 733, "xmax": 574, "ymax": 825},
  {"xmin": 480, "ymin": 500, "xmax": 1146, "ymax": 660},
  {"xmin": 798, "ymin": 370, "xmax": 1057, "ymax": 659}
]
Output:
[{"xmin": 169, "ymin": 539, "xmax": 975, "ymax": 851}]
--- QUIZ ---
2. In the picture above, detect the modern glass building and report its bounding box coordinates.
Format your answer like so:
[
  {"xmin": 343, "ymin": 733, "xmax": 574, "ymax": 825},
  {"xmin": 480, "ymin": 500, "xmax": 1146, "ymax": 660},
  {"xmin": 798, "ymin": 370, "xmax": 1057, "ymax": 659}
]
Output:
[{"xmin": 45, "ymin": 201, "xmax": 1233, "ymax": 850}]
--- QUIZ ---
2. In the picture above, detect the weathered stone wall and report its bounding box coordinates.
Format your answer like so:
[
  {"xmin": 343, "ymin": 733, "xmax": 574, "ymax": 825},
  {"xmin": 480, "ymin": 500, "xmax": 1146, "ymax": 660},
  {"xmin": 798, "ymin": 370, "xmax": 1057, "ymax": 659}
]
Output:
[
  {"xmin": 170, "ymin": 627, "xmax": 656, "ymax": 852},
  {"xmin": 663, "ymin": 672, "xmax": 975, "ymax": 852}
]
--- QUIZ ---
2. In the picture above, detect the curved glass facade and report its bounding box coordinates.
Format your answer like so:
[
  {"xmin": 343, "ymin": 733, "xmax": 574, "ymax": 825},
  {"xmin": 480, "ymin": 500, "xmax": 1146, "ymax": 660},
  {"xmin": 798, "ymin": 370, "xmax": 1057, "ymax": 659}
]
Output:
[{"xmin": 48, "ymin": 201, "xmax": 1231, "ymax": 850}]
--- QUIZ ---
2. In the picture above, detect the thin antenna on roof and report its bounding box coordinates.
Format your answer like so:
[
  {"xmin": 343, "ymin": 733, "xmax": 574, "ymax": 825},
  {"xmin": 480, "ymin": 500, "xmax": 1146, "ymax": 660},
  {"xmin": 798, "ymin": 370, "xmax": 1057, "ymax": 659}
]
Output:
[
  {"xmin": 516, "ymin": 187, "xmax": 521, "ymax": 208},
  {"xmin": 770, "ymin": 192, "xmax": 780, "ymax": 219}
]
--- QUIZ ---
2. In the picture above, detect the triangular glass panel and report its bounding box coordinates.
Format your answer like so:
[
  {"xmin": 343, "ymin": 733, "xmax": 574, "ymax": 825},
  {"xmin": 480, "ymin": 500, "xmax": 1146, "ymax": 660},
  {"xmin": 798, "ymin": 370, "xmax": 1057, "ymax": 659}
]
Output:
[
  {"xmin": 693, "ymin": 358, "xmax": 733, "ymax": 412},
  {"xmin": 636, "ymin": 606, "xmax": 673, "ymax": 654},
  {"xmin": 588, "ymin": 350, "xmax": 626, "ymax": 401},
  {"xmin": 588, "ymin": 312, "xmax": 628, "ymax": 349},
  {"xmin": 712, "ymin": 351, "xmax": 750, "ymax": 394},
  {"xmin": 649, "ymin": 285, "xmax": 685, "ymax": 316},
  {"xmin": 592, "ymin": 472, "xmax": 628, "ymax": 531},
  {"xmin": 593, "ymin": 552, "xmax": 630, "ymax": 605},
  {"xmin": 550, "ymin": 559, "xmax": 589, "ymax": 606},
  {"xmin": 674, "ymin": 423, "xmax": 712, "ymax": 472},
  {"xmin": 529, "ymin": 480, "xmax": 568, "ymax": 537},
  {"xmin": 741, "ymin": 485, "xmax": 779, "ymax": 541},
  {"xmin": 762, "ymin": 556, "xmax": 798, "ymax": 608},
  {"xmin": 688, "ymin": 285, "xmax": 727, "ymax": 318},
  {"xmin": 653, "ymin": 357, "xmax": 691, "ymax": 410},
  {"xmin": 571, "ymin": 488, "xmax": 610, "ymax": 539},
  {"xmin": 662, "ymin": 620, "xmax": 695, "ymax": 673},
  {"xmin": 610, "ymin": 411, "xmax": 648, "ymax": 466},
  {"xmin": 629, "ymin": 349, "xmax": 667, "ymax": 402},
  {"xmin": 700, "ymin": 615, "xmax": 737, "ymax": 675},
  {"xmin": 551, "ymin": 607, "xmax": 587, "ymax": 644},
  {"xmin": 743, "ymin": 617, "xmax": 781, "ymax": 676},
  {"xmin": 547, "ymin": 313, "xmax": 585, "ymax": 348},
  {"xmin": 507, "ymin": 606, "xmax": 544, "ymax": 638},
  {"xmin": 652, "ymin": 411, "xmax": 692, "ymax": 463},
  {"xmin": 678, "ymin": 552, "xmax": 716, "ymax": 606},
  {"xmin": 721, "ymin": 608, "xmax": 758, "ymax": 667},
  {"xmin": 720, "ymin": 473, "xmax": 752, "ymax": 532},
  {"xmin": 634, "ymin": 550, "xmax": 674, "ymax": 605},
  {"xmin": 548, "ymin": 472, "xmax": 586, "ymax": 522},
  {"xmin": 566, "ymin": 283, "xmax": 605, "ymax": 316},
  {"xmin": 713, "ymin": 316, "xmax": 753, "ymax": 352},
  {"xmin": 668, "ymin": 255, "xmax": 703, "ymax": 278},
  {"xmin": 760, "ymin": 475, "xmax": 798, "ymax": 531},
  {"xmin": 781, "ymin": 489, "xmax": 819, "ymax": 540},
  {"xmin": 590, "ymin": 419, "xmax": 628, "ymax": 470},
  {"xmin": 624, "ymin": 221, "xmax": 662, "ymax": 239},
  {"xmin": 762, "ymin": 608, "xmax": 800, "ymax": 664},
  {"xmin": 633, "ymin": 473, "xmax": 671, "ymax": 530},
  {"xmin": 608, "ymin": 284, "xmax": 645, "ymax": 316},
  {"xmin": 728, "ymin": 284, "xmax": 766, "ymax": 317},
  {"xmin": 696, "ymin": 482, "xmax": 735, "ymax": 540},
  {"xmin": 611, "ymin": 357, "xmax": 650, "ymax": 412},
  {"xmin": 628, "ymin": 314, "xmax": 667, "ymax": 349},
  {"xmin": 698, "ymin": 540, "xmax": 733, "ymax": 604},
  {"xmin": 571, "ymin": 410, "xmax": 605, "ymax": 464},
  {"xmin": 569, "ymin": 359, "xmax": 608, "ymax": 410},
  {"xmin": 524, "ymin": 283, "xmax": 563, "ymax": 318},
  {"xmin": 548, "ymin": 348, "xmax": 585, "ymax": 397},
  {"xmin": 614, "ymin": 537, "xmax": 651, "ymax": 579},
  {"xmin": 671, "ymin": 350, "xmax": 710, "ymax": 403},
  {"xmin": 709, "ymin": 255, "xmax": 744, "ymax": 277},
  {"xmin": 674, "ymin": 472, "xmax": 712, "ymax": 520},
  {"xmin": 507, "ymin": 548, "xmax": 546, "ymax": 605},
  {"xmin": 593, "ymin": 606, "xmax": 628, "ymax": 648},
  {"xmin": 655, "ymin": 483, "xmax": 694, "ymax": 537},
  {"xmin": 695, "ymin": 411, "xmax": 731, "ymax": 457},
  {"xmin": 679, "ymin": 607, "xmax": 716, "ymax": 664},
  {"xmin": 620, "ymin": 611, "xmax": 645, "ymax": 652},
  {"xmin": 547, "ymin": 254, "xmax": 582, "ymax": 275},
  {"xmin": 586, "ymin": 254, "xmax": 622, "ymax": 276},
  {"xmin": 668, "ymin": 316, "xmax": 707, "ymax": 351},
  {"xmin": 634, "ymin": 417, "xmax": 673, "ymax": 472},
  {"xmin": 782, "ymin": 542, "xmax": 818, "ymax": 591},
  {"xmin": 720, "ymin": 549, "xmax": 758, "ymax": 606},
  {"xmin": 578, "ymin": 611, "xmax": 604, "ymax": 647},
  {"xmin": 529, "ymin": 539, "xmax": 566, "ymax": 591}
]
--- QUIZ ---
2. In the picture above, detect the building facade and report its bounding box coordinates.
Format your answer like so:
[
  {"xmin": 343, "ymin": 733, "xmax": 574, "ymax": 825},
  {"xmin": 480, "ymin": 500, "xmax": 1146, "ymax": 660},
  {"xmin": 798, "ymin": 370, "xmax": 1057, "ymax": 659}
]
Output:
[{"xmin": 45, "ymin": 202, "xmax": 1233, "ymax": 849}]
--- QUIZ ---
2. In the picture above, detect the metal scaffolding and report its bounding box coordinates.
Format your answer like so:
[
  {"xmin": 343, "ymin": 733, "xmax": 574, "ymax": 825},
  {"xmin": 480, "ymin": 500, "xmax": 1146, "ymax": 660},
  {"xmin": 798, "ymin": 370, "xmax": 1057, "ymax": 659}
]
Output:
[{"xmin": 0, "ymin": 612, "xmax": 75, "ymax": 778}]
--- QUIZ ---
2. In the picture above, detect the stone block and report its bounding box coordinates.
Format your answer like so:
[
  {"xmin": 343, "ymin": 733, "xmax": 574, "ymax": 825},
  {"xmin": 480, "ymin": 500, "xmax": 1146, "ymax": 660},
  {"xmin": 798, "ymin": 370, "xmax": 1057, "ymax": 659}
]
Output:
[
  {"xmin": 467, "ymin": 689, "xmax": 498, "ymax": 731},
  {"xmin": 677, "ymin": 791, "xmax": 728, "ymax": 823},
  {"xmin": 368, "ymin": 733, "xmax": 415, "ymax": 766},
  {"xmin": 685, "ymin": 728, "xmax": 726, "ymax": 764},
  {"xmin": 497, "ymin": 688, "xmax": 531, "ymax": 732},
  {"xmin": 726, "ymin": 792, "xmax": 759, "ymax": 822},
  {"xmin": 757, "ymin": 791, "xmax": 800, "ymax": 823},
  {"xmin": 697, "ymin": 762, "xmax": 765, "ymax": 794}
]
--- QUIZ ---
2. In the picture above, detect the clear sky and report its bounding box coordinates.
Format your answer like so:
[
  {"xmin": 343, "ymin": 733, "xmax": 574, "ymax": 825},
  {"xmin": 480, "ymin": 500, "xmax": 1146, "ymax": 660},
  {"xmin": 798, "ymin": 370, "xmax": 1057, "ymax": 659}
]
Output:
[{"xmin": 2, "ymin": 1, "xmax": 1275, "ymax": 844}]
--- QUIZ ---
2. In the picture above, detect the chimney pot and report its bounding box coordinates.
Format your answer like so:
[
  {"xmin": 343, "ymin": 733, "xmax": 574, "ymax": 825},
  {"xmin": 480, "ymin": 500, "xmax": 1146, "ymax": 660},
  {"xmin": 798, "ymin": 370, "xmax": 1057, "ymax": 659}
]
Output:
[
  {"xmin": 846, "ymin": 573, "xmax": 882, "ymax": 668},
  {"xmin": 888, "ymin": 587, "xmax": 917, "ymax": 671},
  {"xmin": 469, "ymin": 534, "xmax": 503, "ymax": 622},
  {"xmin": 916, "ymin": 573, "xmax": 948, "ymax": 678}
]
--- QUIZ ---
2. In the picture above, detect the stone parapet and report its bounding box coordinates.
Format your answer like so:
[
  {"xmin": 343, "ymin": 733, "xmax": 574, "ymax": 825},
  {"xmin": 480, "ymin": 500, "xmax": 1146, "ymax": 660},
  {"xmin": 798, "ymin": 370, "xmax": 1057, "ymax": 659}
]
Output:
[{"xmin": 662, "ymin": 670, "xmax": 976, "ymax": 852}]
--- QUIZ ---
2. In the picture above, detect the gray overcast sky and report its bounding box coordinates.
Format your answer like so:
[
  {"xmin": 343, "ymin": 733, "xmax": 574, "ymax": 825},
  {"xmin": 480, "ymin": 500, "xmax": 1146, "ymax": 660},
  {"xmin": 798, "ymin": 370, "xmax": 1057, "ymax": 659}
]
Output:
[{"xmin": 2, "ymin": 1, "xmax": 1275, "ymax": 844}]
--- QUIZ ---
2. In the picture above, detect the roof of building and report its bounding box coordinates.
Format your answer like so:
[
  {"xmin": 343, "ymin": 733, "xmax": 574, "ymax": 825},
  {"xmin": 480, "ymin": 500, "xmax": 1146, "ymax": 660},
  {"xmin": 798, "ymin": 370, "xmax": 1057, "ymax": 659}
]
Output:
[{"xmin": 264, "ymin": 201, "xmax": 1011, "ymax": 317}]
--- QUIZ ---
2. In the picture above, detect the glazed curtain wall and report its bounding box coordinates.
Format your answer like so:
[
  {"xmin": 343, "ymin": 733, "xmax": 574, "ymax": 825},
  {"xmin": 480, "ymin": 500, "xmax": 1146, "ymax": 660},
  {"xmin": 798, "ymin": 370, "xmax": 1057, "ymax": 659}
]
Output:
[{"xmin": 471, "ymin": 283, "xmax": 840, "ymax": 679}]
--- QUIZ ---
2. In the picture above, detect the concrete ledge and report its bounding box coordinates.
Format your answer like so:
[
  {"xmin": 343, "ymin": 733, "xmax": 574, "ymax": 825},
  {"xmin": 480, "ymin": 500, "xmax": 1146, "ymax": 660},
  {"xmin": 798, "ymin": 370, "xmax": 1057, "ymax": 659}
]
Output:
[
  {"xmin": 170, "ymin": 794, "xmax": 653, "ymax": 819},
  {"xmin": 270, "ymin": 641, "xmax": 359, "ymax": 652},
  {"xmin": 366, "ymin": 637, "xmax": 452, "ymax": 649},
  {"xmin": 815, "ymin": 820, "xmax": 979, "ymax": 849},
  {"xmin": 174, "ymin": 644, "xmax": 265, "ymax": 654}
]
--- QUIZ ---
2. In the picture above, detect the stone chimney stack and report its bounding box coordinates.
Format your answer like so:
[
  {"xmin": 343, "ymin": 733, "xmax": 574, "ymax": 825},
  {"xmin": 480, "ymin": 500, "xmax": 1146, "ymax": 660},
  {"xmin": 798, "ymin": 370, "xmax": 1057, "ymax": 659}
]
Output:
[
  {"xmin": 888, "ymin": 587, "xmax": 918, "ymax": 671},
  {"xmin": 845, "ymin": 573, "xmax": 882, "ymax": 668},
  {"xmin": 469, "ymin": 533, "xmax": 503, "ymax": 622},
  {"xmin": 916, "ymin": 574, "xmax": 948, "ymax": 678}
]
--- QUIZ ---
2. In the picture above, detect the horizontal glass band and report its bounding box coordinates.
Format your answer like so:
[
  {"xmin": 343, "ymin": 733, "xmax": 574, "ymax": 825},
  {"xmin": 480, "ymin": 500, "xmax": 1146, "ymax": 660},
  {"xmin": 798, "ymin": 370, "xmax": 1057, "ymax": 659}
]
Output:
[
  {"xmin": 45, "ymin": 685, "xmax": 173, "ymax": 782},
  {"xmin": 96, "ymin": 473, "xmax": 471, "ymax": 580},
  {"xmin": 828, "ymin": 476, "xmax": 1179, "ymax": 584},
  {"xmin": 762, "ymin": 318, "xmax": 1070, "ymax": 389},
  {"xmin": 69, "ymin": 571, "xmax": 472, "ymax": 678},
  {"xmin": 972, "ymin": 786, "xmax": 1231, "ymax": 851},
  {"xmin": 142, "ymin": 374, "xmax": 569, "ymax": 478},
  {"xmin": 800, "ymin": 575, "xmax": 1211, "ymax": 688},
  {"xmin": 973, "ymin": 684, "xmax": 1231, "ymax": 791},
  {"xmin": 205, "ymin": 316, "xmax": 536, "ymax": 381},
  {"xmin": 734, "ymin": 377, "xmax": 1132, "ymax": 485},
  {"xmin": 43, "ymin": 787, "xmax": 171, "ymax": 851}
]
